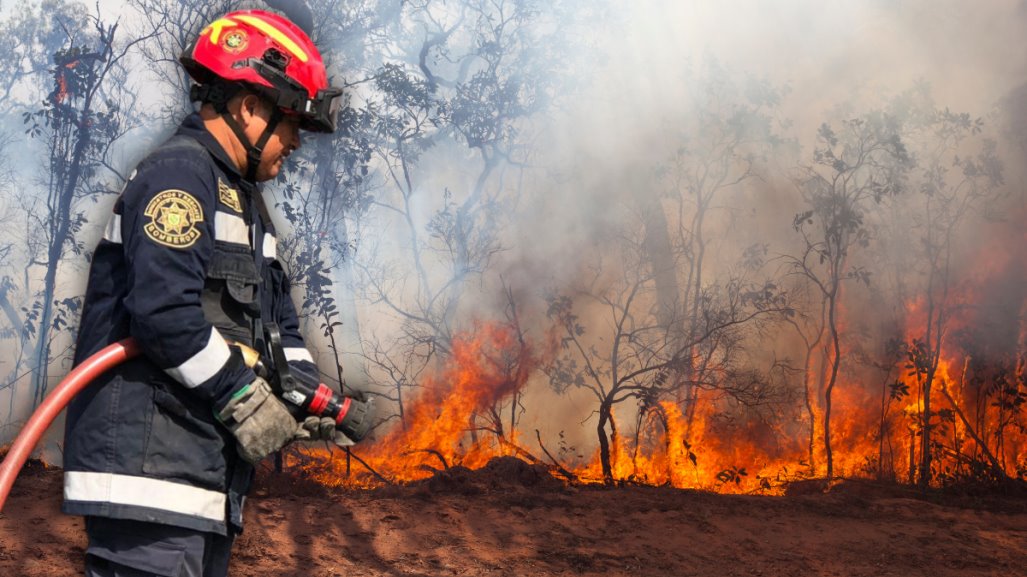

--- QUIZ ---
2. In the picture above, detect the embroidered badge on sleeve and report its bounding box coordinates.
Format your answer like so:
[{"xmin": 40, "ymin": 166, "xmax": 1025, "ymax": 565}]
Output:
[{"xmin": 143, "ymin": 190, "xmax": 204, "ymax": 248}]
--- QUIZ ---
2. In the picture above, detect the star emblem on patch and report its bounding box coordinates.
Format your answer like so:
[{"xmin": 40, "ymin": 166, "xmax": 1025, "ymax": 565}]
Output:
[{"xmin": 158, "ymin": 203, "xmax": 191, "ymax": 234}]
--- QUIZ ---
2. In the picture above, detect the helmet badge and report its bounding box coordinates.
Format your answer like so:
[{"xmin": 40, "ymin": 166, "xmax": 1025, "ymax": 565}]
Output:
[{"xmin": 222, "ymin": 29, "xmax": 249, "ymax": 54}]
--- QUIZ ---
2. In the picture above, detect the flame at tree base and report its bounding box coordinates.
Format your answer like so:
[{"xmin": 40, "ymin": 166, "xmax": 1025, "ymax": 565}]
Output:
[
  {"xmin": 288, "ymin": 300, "xmax": 1025, "ymax": 493},
  {"xmin": 288, "ymin": 323, "xmax": 819, "ymax": 494},
  {"xmin": 293, "ymin": 323, "xmax": 536, "ymax": 489}
]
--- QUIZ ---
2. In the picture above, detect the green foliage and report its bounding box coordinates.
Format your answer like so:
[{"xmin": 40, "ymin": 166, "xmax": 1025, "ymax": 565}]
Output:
[
  {"xmin": 0, "ymin": 0, "xmax": 90, "ymax": 102},
  {"xmin": 735, "ymin": 280, "xmax": 791, "ymax": 314},
  {"xmin": 372, "ymin": 62, "xmax": 441, "ymax": 162}
]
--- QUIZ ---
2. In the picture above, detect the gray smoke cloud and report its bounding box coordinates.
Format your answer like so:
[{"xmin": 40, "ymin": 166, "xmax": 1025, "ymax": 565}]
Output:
[
  {"xmin": 450, "ymin": 0, "xmax": 1027, "ymax": 455},
  {"xmin": 2, "ymin": 0, "xmax": 1026, "ymax": 471}
]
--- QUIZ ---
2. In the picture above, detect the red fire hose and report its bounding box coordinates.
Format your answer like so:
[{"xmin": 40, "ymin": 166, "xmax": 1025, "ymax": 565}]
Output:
[{"xmin": 0, "ymin": 339, "xmax": 140, "ymax": 511}]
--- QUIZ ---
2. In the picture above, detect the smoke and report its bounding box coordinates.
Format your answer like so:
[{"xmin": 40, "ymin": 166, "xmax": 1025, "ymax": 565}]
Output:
[
  {"xmin": 490, "ymin": 0, "xmax": 1027, "ymax": 314},
  {"xmin": 1, "ymin": 0, "xmax": 1025, "ymax": 473},
  {"xmin": 528, "ymin": 0, "xmax": 1023, "ymax": 218},
  {"xmin": 437, "ymin": 0, "xmax": 1027, "ymax": 458},
  {"xmin": 292, "ymin": 1, "xmax": 1027, "ymax": 460}
]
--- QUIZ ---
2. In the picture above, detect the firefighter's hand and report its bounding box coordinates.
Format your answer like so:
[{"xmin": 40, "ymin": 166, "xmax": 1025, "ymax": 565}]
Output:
[
  {"xmin": 297, "ymin": 416, "xmax": 355, "ymax": 447},
  {"xmin": 218, "ymin": 378, "xmax": 300, "ymax": 464}
]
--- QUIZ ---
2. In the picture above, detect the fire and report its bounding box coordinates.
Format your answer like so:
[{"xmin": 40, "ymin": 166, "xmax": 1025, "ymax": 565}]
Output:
[
  {"xmin": 291, "ymin": 322, "xmax": 534, "ymax": 487},
  {"xmin": 875, "ymin": 226, "xmax": 1027, "ymax": 484},
  {"xmin": 289, "ymin": 228, "xmax": 1026, "ymax": 492},
  {"xmin": 372, "ymin": 322, "xmax": 531, "ymax": 473}
]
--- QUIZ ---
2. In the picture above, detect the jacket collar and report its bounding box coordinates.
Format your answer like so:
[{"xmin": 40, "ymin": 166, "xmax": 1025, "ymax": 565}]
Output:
[{"xmin": 176, "ymin": 113, "xmax": 243, "ymax": 181}]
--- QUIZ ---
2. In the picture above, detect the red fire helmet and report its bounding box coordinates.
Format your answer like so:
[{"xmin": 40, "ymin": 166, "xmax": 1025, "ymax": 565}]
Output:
[{"xmin": 180, "ymin": 9, "xmax": 341, "ymax": 133}]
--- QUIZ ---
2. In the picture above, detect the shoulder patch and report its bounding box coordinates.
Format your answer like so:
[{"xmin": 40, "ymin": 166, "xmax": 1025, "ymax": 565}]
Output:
[
  {"xmin": 143, "ymin": 190, "xmax": 204, "ymax": 249},
  {"xmin": 218, "ymin": 179, "xmax": 243, "ymax": 213}
]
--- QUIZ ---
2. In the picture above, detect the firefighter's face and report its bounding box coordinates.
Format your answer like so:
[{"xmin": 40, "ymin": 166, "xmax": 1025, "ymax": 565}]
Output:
[{"xmin": 240, "ymin": 95, "xmax": 301, "ymax": 182}]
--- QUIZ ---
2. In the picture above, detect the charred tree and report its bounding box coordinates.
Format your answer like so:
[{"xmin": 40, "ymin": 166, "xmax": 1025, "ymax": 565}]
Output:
[
  {"xmin": 788, "ymin": 110, "xmax": 913, "ymax": 479},
  {"xmin": 649, "ymin": 60, "xmax": 785, "ymax": 435},
  {"xmin": 782, "ymin": 295, "xmax": 829, "ymax": 475},
  {"xmin": 544, "ymin": 221, "xmax": 793, "ymax": 484},
  {"xmin": 351, "ymin": 0, "xmax": 580, "ymax": 434},
  {"xmin": 904, "ymin": 99, "xmax": 1003, "ymax": 487}
]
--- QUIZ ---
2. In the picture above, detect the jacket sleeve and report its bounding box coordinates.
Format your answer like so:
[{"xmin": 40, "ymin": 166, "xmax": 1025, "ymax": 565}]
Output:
[
  {"xmin": 268, "ymin": 261, "xmax": 322, "ymax": 381},
  {"xmin": 119, "ymin": 158, "xmax": 255, "ymax": 410}
]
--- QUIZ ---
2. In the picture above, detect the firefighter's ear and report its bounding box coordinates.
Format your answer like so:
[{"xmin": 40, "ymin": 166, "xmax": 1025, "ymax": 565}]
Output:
[{"xmin": 238, "ymin": 93, "xmax": 261, "ymax": 125}]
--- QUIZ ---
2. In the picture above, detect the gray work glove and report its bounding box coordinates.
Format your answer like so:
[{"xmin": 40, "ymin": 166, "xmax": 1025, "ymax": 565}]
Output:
[
  {"xmin": 297, "ymin": 416, "xmax": 355, "ymax": 447},
  {"xmin": 218, "ymin": 378, "xmax": 300, "ymax": 463}
]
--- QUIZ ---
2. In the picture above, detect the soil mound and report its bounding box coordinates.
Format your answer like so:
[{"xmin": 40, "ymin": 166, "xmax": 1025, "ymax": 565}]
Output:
[{"xmin": 415, "ymin": 456, "xmax": 566, "ymax": 495}]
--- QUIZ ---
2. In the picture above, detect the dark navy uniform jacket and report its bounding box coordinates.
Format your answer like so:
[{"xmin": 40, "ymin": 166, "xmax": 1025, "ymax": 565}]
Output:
[{"xmin": 63, "ymin": 113, "xmax": 316, "ymax": 535}]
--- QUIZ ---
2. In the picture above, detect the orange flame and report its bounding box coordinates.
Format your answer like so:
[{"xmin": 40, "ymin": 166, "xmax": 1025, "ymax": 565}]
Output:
[
  {"xmin": 292, "ymin": 322, "xmax": 534, "ymax": 487},
  {"xmin": 290, "ymin": 224, "xmax": 1026, "ymax": 492}
]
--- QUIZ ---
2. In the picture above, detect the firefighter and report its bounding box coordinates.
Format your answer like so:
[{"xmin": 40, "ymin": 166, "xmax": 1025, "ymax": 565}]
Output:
[{"xmin": 62, "ymin": 9, "xmax": 363, "ymax": 576}]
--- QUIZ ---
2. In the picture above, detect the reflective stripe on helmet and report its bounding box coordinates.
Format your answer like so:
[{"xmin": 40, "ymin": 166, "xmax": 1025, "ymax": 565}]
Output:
[
  {"xmin": 234, "ymin": 14, "xmax": 309, "ymax": 63},
  {"xmin": 201, "ymin": 18, "xmax": 239, "ymax": 45}
]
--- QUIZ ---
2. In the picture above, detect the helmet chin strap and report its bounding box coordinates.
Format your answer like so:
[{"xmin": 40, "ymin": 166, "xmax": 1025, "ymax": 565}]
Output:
[{"xmin": 215, "ymin": 98, "xmax": 284, "ymax": 184}]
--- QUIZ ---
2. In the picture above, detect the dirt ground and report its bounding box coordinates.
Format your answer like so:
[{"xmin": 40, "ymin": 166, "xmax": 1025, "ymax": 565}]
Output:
[{"xmin": 2, "ymin": 457, "xmax": 1026, "ymax": 577}]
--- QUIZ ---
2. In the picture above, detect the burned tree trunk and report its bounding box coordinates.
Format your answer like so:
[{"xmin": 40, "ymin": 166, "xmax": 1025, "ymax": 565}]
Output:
[
  {"xmin": 823, "ymin": 278, "xmax": 842, "ymax": 479},
  {"xmin": 597, "ymin": 400, "xmax": 614, "ymax": 484}
]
